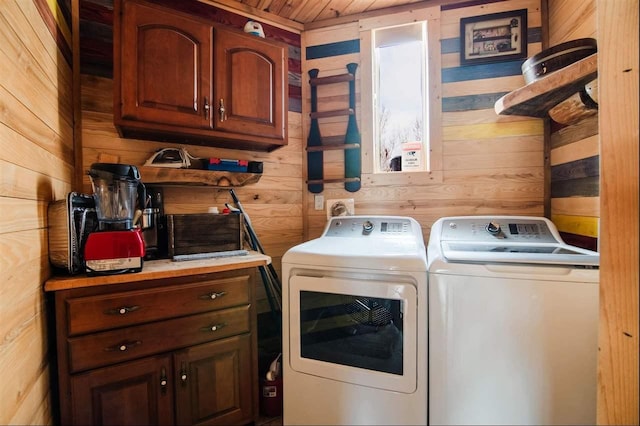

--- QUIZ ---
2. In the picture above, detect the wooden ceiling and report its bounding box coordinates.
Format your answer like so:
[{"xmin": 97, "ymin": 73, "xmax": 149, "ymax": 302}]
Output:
[{"xmin": 214, "ymin": 0, "xmax": 437, "ymax": 27}]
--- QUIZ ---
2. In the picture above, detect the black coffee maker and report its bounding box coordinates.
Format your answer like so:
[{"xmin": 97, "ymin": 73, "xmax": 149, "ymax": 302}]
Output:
[{"xmin": 142, "ymin": 186, "xmax": 167, "ymax": 259}]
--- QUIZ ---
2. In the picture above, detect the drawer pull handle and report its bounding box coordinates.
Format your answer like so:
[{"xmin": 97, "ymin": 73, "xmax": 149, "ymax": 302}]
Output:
[
  {"xmin": 201, "ymin": 323, "xmax": 226, "ymax": 333},
  {"xmin": 199, "ymin": 291, "xmax": 227, "ymax": 301},
  {"xmin": 104, "ymin": 305, "xmax": 140, "ymax": 316},
  {"xmin": 105, "ymin": 340, "xmax": 142, "ymax": 352}
]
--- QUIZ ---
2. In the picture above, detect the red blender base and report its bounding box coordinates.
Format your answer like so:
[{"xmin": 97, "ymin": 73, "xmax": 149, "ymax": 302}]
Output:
[{"xmin": 84, "ymin": 228, "xmax": 146, "ymax": 274}]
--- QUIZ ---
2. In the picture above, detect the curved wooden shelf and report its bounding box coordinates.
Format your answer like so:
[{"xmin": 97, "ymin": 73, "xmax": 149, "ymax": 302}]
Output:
[
  {"xmin": 495, "ymin": 53, "xmax": 598, "ymax": 118},
  {"xmin": 140, "ymin": 166, "xmax": 262, "ymax": 187}
]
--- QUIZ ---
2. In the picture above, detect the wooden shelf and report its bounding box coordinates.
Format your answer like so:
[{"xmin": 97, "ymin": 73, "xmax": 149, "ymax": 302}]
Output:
[
  {"xmin": 307, "ymin": 177, "xmax": 361, "ymax": 185},
  {"xmin": 310, "ymin": 73, "xmax": 355, "ymax": 86},
  {"xmin": 307, "ymin": 143, "xmax": 360, "ymax": 153},
  {"xmin": 310, "ymin": 108, "xmax": 354, "ymax": 119},
  {"xmin": 495, "ymin": 53, "xmax": 598, "ymax": 118},
  {"xmin": 140, "ymin": 166, "xmax": 261, "ymax": 187}
]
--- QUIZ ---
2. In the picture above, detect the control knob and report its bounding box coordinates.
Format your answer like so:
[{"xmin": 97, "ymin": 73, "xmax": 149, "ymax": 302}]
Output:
[
  {"xmin": 485, "ymin": 221, "xmax": 501, "ymax": 236},
  {"xmin": 362, "ymin": 220, "xmax": 374, "ymax": 235}
]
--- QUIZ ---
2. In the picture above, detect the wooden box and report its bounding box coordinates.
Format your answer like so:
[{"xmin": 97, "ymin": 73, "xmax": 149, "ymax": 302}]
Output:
[{"xmin": 166, "ymin": 213, "xmax": 243, "ymax": 257}]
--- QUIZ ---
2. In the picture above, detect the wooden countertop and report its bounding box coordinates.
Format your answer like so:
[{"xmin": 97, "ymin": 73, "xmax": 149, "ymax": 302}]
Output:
[{"xmin": 44, "ymin": 251, "xmax": 271, "ymax": 292}]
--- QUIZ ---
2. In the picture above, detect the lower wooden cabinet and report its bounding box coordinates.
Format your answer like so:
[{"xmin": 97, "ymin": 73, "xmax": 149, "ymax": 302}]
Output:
[
  {"xmin": 175, "ymin": 335, "xmax": 253, "ymax": 425},
  {"xmin": 50, "ymin": 269, "xmax": 259, "ymax": 425},
  {"xmin": 71, "ymin": 354, "xmax": 175, "ymax": 425}
]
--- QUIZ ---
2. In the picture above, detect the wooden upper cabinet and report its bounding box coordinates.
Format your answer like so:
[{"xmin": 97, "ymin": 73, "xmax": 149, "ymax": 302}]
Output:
[
  {"xmin": 119, "ymin": 0, "xmax": 212, "ymax": 129},
  {"xmin": 113, "ymin": 0, "xmax": 288, "ymax": 151},
  {"xmin": 214, "ymin": 28, "xmax": 286, "ymax": 140}
]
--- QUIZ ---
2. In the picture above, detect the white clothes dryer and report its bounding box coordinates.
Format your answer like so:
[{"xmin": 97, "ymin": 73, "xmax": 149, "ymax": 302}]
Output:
[
  {"xmin": 282, "ymin": 216, "xmax": 428, "ymax": 425},
  {"xmin": 428, "ymin": 216, "xmax": 599, "ymax": 425}
]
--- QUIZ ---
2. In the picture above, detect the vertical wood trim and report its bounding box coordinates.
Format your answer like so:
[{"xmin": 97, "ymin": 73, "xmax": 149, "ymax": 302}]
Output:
[
  {"xmin": 543, "ymin": 118, "xmax": 551, "ymax": 217},
  {"xmin": 427, "ymin": 12, "xmax": 443, "ymax": 174},
  {"xmin": 596, "ymin": 0, "xmax": 639, "ymax": 424},
  {"xmin": 72, "ymin": 0, "xmax": 82, "ymax": 190},
  {"xmin": 301, "ymin": 30, "xmax": 310, "ymax": 239},
  {"xmin": 359, "ymin": 25, "xmax": 373, "ymax": 175},
  {"xmin": 540, "ymin": 0, "xmax": 549, "ymax": 48},
  {"xmin": 541, "ymin": 0, "xmax": 550, "ymax": 217}
]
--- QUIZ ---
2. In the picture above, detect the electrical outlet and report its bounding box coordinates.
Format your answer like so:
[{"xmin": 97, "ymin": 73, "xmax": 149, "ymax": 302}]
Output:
[
  {"xmin": 314, "ymin": 195, "xmax": 324, "ymax": 210},
  {"xmin": 326, "ymin": 198, "xmax": 355, "ymax": 219}
]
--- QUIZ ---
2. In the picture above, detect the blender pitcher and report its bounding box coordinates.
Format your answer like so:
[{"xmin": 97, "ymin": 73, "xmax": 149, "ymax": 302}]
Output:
[{"xmin": 88, "ymin": 163, "xmax": 145, "ymax": 230}]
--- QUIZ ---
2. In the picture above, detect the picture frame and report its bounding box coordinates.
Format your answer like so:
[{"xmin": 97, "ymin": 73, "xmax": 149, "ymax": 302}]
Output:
[{"xmin": 460, "ymin": 9, "xmax": 528, "ymax": 65}]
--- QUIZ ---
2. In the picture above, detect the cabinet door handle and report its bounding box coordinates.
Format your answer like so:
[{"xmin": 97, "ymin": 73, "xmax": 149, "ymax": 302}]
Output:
[
  {"xmin": 160, "ymin": 367, "xmax": 168, "ymax": 395},
  {"xmin": 219, "ymin": 98, "xmax": 226, "ymax": 122},
  {"xmin": 204, "ymin": 96, "xmax": 210, "ymax": 119},
  {"xmin": 180, "ymin": 362, "xmax": 188, "ymax": 385},
  {"xmin": 104, "ymin": 305, "xmax": 140, "ymax": 316},
  {"xmin": 200, "ymin": 322, "xmax": 226, "ymax": 333},
  {"xmin": 104, "ymin": 340, "xmax": 142, "ymax": 352},
  {"xmin": 199, "ymin": 291, "xmax": 227, "ymax": 301}
]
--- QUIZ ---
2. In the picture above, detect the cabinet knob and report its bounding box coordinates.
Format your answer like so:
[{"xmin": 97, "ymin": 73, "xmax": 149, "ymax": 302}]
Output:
[
  {"xmin": 200, "ymin": 322, "xmax": 226, "ymax": 333},
  {"xmin": 104, "ymin": 305, "xmax": 140, "ymax": 316},
  {"xmin": 199, "ymin": 291, "xmax": 227, "ymax": 301},
  {"xmin": 104, "ymin": 340, "xmax": 142, "ymax": 352}
]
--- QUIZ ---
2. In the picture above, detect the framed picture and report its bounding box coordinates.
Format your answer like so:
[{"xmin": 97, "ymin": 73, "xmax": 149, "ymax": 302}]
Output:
[{"xmin": 460, "ymin": 9, "xmax": 528, "ymax": 65}]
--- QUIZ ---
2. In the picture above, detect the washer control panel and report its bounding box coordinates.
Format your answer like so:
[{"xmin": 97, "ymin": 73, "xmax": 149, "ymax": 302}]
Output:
[
  {"xmin": 441, "ymin": 217, "xmax": 559, "ymax": 243},
  {"xmin": 324, "ymin": 217, "xmax": 414, "ymax": 237}
]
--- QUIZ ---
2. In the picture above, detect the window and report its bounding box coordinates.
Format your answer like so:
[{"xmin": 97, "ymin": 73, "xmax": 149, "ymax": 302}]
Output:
[
  {"xmin": 375, "ymin": 22, "xmax": 427, "ymax": 172},
  {"xmin": 360, "ymin": 8, "xmax": 442, "ymax": 178}
]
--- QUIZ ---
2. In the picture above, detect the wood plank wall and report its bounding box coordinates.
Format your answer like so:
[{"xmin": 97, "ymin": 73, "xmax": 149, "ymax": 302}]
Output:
[
  {"xmin": 547, "ymin": 0, "xmax": 600, "ymax": 251},
  {"xmin": 0, "ymin": 0, "xmax": 74, "ymax": 424},
  {"xmin": 78, "ymin": 0, "xmax": 303, "ymax": 314},
  {"xmin": 302, "ymin": 0, "xmax": 544, "ymax": 243}
]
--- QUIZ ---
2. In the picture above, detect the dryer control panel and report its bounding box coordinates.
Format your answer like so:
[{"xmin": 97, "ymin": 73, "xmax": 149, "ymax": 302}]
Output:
[{"xmin": 323, "ymin": 216, "xmax": 415, "ymax": 238}]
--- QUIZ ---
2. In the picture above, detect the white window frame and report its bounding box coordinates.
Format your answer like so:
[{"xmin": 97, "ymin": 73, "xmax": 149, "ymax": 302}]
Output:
[{"xmin": 359, "ymin": 7, "xmax": 442, "ymax": 183}]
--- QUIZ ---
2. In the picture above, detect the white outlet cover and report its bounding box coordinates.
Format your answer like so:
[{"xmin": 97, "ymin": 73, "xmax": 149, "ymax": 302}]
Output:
[
  {"xmin": 326, "ymin": 198, "xmax": 355, "ymax": 219},
  {"xmin": 314, "ymin": 195, "xmax": 324, "ymax": 210}
]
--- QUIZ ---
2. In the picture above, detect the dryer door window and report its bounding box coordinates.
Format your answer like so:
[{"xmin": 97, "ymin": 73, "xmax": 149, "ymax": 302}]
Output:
[
  {"xmin": 299, "ymin": 291, "xmax": 403, "ymax": 375},
  {"xmin": 289, "ymin": 275, "xmax": 417, "ymax": 393}
]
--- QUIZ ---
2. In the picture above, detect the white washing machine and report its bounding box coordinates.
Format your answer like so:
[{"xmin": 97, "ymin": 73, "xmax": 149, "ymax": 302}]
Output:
[
  {"xmin": 282, "ymin": 216, "xmax": 428, "ymax": 425},
  {"xmin": 428, "ymin": 216, "xmax": 599, "ymax": 425}
]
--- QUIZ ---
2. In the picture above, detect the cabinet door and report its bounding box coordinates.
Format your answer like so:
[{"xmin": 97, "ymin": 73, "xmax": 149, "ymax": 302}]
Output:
[
  {"xmin": 71, "ymin": 354, "xmax": 174, "ymax": 425},
  {"xmin": 119, "ymin": 0, "xmax": 212, "ymax": 128},
  {"xmin": 214, "ymin": 28, "xmax": 287, "ymax": 140},
  {"xmin": 174, "ymin": 334, "xmax": 254, "ymax": 426}
]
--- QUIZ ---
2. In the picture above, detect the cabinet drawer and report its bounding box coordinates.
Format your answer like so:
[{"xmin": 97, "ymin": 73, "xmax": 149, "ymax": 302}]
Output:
[
  {"xmin": 68, "ymin": 305, "xmax": 250, "ymax": 373},
  {"xmin": 66, "ymin": 275, "xmax": 250, "ymax": 336}
]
